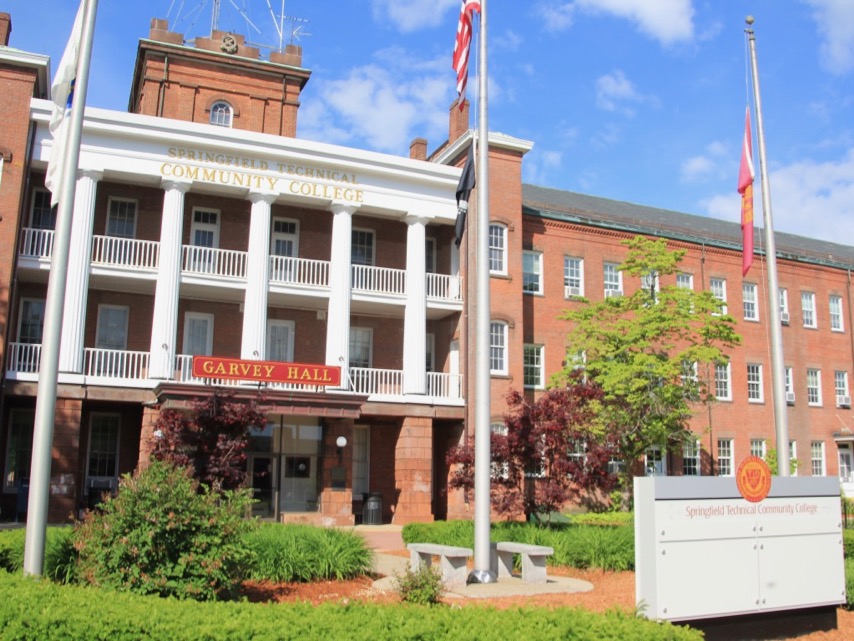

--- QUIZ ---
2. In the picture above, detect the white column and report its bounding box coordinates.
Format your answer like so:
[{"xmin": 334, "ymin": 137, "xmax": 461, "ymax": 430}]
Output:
[
  {"xmin": 241, "ymin": 192, "xmax": 276, "ymax": 360},
  {"xmin": 403, "ymin": 216, "xmax": 427, "ymax": 395},
  {"xmin": 325, "ymin": 203, "xmax": 358, "ymax": 387},
  {"xmin": 148, "ymin": 179, "xmax": 190, "ymax": 379},
  {"xmin": 58, "ymin": 170, "xmax": 101, "ymax": 374}
]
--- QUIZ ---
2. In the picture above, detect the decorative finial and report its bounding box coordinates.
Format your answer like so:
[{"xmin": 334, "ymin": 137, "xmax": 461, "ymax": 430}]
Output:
[{"xmin": 746, "ymin": 16, "xmax": 755, "ymax": 26}]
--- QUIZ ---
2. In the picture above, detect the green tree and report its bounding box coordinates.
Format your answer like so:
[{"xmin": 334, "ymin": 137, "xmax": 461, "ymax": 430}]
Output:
[{"xmin": 553, "ymin": 237, "xmax": 741, "ymax": 501}]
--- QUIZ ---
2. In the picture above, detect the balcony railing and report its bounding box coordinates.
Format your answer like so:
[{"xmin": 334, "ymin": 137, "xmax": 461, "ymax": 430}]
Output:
[
  {"xmin": 91, "ymin": 235, "xmax": 159, "ymax": 270},
  {"xmin": 349, "ymin": 367, "xmax": 403, "ymax": 396},
  {"xmin": 426, "ymin": 273, "xmax": 463, "ymax": 302},
  {"xmin": 84, "ymin": 348, "xmax": 149, "ymax": 380},
  {"xmin": 427, "ymin": 372, "xmax": 463, "ymax": 398},
  {"xmin": 351, "ymin": 265, "xmax": 406, "ymax": 296},
  {"xmin": 5, "ymin": 342, "xmax": 41, "ymax": 374},
  {"xmin": 182, "ymin": 245, "xmax": 247, "ymax": 279},
  {"xmin": 19, "ymin": 228, "xmax": 55, "ymax": 259},
  {"xmin": 269, "ymin": 256, "xmax": 330, "ymax": 288}
]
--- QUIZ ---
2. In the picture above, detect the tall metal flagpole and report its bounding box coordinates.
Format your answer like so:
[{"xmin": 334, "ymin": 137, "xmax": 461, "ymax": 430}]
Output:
[
  {"xmin": 469, "ymin": 0, "xmax": 495, "ymax": 584},
  {"xmin": 23, "ymin": 0, "xmax": 99, "ymax": 576},
  {"xmin": 746, "ymin": 16, "xmax": 790, "ymax": 475}
]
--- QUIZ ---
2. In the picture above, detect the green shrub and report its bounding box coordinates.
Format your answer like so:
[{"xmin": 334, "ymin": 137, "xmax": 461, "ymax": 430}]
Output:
[
  {"xmin": 847, "ymin": 558, "xmax": 854, "ymax": 609},
  {"xmin": 243, "ymin": 523, "xmax": 372, "ymax": 582},
  {"xmin": 394, "ymin": 563, "xmax": 445, "ymax": 605},
  {"xmin": 73, "ymin": 460, "xmax": 256, "ymax": 601},
  {"xmin": 403, "ymin": 519, "xmax": 474, "ymax": 548},
  {"xmin": 0, "ymin": 569, "xmax": 704, "ymax": 641},
  {"xmin": 844, "ymin": 529, "xmax": 854, "ymax": 559},
  {"xmin": 0, "ymin": 526, "xmax": 77, "ymax": 583},
  {"xmin": 569, "ymin": 512, "xmax": 634, "ymax": 527}
]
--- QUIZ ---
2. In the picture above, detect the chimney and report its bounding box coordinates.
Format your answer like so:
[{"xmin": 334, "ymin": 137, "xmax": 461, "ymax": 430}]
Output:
[
  {"xmin": 449, "ymin": 100, "xmax": 471, "ymax": 146},
  {"xmin": 409, "ymin": 138, "xmax": 428, "ymax": 161},
  {"xmin": 0, "ymin": 13, "xmax": 11, "ymax": 47},
  {"xmin": 271, "ymin": 44, "xmax": 303, "ymax": 67},
  {"xmin": 149, "ymin": 18, "xmax": 184, "ymax": 46}
]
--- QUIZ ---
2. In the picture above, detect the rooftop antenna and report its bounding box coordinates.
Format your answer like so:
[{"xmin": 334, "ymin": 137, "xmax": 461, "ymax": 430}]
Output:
[{"xmin": 264, "ymin": 1, "xmax": 311, "ymax": 52}]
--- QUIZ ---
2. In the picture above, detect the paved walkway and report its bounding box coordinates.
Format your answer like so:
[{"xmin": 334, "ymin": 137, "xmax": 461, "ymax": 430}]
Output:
[{"xmin": 353, "ymin": 524, "xmax": 593, "ymax": 599}]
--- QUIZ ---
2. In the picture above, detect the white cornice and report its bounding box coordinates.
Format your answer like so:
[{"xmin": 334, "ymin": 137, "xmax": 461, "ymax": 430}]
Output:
[
  {"xmin": 0, "ymin": 47, "xmax": 50, "ymax": 97},
  {"xmin": 432, "ymin": 129, "xmax": 534, "ymax": 166}
]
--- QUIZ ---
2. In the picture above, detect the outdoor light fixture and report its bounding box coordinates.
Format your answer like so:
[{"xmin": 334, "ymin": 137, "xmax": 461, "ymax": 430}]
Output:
[{"xmin": 336, "ymin": 436, "xmax": 347, "ymax": 463}]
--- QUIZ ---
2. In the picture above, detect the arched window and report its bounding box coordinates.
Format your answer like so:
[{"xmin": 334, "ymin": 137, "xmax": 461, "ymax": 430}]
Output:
[{"xmin": 210, "ymin": 101, "xmax": 233, "ymax": 127}]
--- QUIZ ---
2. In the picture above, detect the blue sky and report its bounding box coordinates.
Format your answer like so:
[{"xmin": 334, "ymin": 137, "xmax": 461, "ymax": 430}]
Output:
[{"xmin": 5, "ymin": 1, "xmax": 854, "ymax": 245}]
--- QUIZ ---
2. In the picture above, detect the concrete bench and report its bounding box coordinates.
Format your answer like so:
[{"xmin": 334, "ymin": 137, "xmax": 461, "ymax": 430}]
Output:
[
  {"xmin": 494, "ymin": 542, "xmax": 554, "ymax": 584},
  {"xmin": 407, "ymin": 543, "xmax": 473, "ymax": 587}
]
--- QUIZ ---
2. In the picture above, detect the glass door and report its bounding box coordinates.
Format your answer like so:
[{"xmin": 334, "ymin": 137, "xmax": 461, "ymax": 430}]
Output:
[{"xmin": 249, "ymin": 455, "xmax": 277, "ymax": 518}]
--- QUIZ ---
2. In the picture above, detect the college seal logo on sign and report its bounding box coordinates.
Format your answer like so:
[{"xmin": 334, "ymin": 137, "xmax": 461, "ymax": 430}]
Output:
[{"xmin": 736, "ymin": 455, "xmax": 772, "ymax": 503}]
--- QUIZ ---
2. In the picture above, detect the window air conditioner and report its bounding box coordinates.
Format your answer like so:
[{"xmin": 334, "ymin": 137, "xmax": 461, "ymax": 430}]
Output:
[
  {"xmin": 837, "ymin": 395, "xmax": 851, "ymax": 408},
  {"xmin": 605, "ymin": 289, "xmax": 623, "ymax": 299},
  {"xmin": 565, "ymin": 285, "xmax": 581, "ymax": 297},
  {"xmin": 780, "ymin": 311, "xmax": 790, "ymax": 325},
  {"xmin": 785, "ymin": 391, "xmax": 796, "ymax": 405}
]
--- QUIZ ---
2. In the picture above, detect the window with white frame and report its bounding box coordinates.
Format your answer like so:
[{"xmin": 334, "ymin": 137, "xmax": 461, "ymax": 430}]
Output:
[
  {"xmin": 271, "ymin": 218, "xmax": 299, "ymax": 257},
  {"xmin": 351, "ymin": 229, "xmax": 375, "ymax": 266},
  {"xmin": 750, "ymin": 438, "xmax": 767, "ymax": 459},
  {"xmin": 352, "ymin": 425, "xmax": 370, "ymax": 496},
  {"xmin": 491, "ymin": 422, "xmax": 510, "ymax": 478},
  {"xmin": 603, "ymin": 262, "xmax": 622, "ymax": 296},
  {"xmin": 4, "ymin": 409, "xmax": 33, "ymax": 492},
  {"xmin": 191, "ymin": 208, "xmax": 219, "ymax": 248},
  {"xmin": 717, "ymin": 438, "xmax": 734, "ymax": 476},
  {"xmin": 801, "ymin": 292, "xmax": 817, "ymax": 328},
  {"xmin": 710, "ymin": 278, "xmax": 727, "ymax": 314},
  {"xmin": 568, "ymin": 440, "xmax": 587, "ymax": 467},
  {"xmin": 806, "ymin": 368, "xmax": 822, "ymax": 406},
  {"xmin": 645, "ymin": 446, "xmax": 666, "ymax": 476},
  {"xmin": 830, "ymin": 295, "xmax": 844, "ymax": 332},
  {"xmin": 840, "ymin": 446, "xmax": 854, "ymax": 484},
  {"xmin": 183, "ymin": 312, "xmax": 214, "ymax": 356},
  {"xmin": 835, "ymin": 371, "xmax": 850, "ymax": 407},
  {"xmin": 743, "ymin": 283, "xmax": 758, "ymax": 321},
  {"xmin": 564, "ymin": 257, "xmax": 583, "ymax": 296},
  {"xmin": 490, "ymin": 321, "xmax": 508, "ymax": 375},
  {"xmin": 210, "ymin": 100, "xmax": 233, "ymax": 127},
  {"xmin": 683, "ymin": 439, "xmax": 700, "ymax": 476},
  {"xmin": 30, "ymin": 188, "xmax": 55, "ymax": 229},
  {"xmin": 266, "ymin": 320, "xmax": 295, "ymax": 362},
  {"xmin": 785, "ymin": 366, "xmax": 794, "ymax": 401},
  {"xmin": 96, "ymin": 305, "xmax": 129, "ymax": 351},
  {"xmin": 811, "ymin": 441, "xmax": 826, "ymax": 476},
  {"xmin": 349, "ymin": 327, "xmax": 373, "ymax": 368},
  {"xmin": 18, "ymin": 298, "xmax": 45, "ymax": 344},
  {"xmin": 641, "ymin": 270, "xmax": 660, "ymax": 301},
  {"xmin": 106, "ymin": 198, "xmax": 137, "ymax": 239},
  {"xmin": 779, "ymin": 288, "xmax": 789, "ymax": 322},
  {"xmin": 522, "ymin": 251, "xmax": 543, "ymax": 294},
  {"xmin": 747, "ymin": 363, "xmax": 763, "ymax": 403},
  {"xmin": 87, "ymin": 413, "xmax": 120, "ymax": 483},
  {"xmin": 488, "ymin": 223, "xmax": 507, "ymax": 274},
  {"xmin": 676, "ymin": 273, "xmax": 693, "ymax": 290},
  {"xmin": 715, "ymin": 362, "xmax": 732, "ymax": 400},
  {"xmin": 523, "ymin": 344, "xmax": 544, "ymax": 389}
]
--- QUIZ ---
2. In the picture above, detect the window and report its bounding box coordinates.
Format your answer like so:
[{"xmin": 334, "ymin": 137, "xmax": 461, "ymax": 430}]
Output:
[
  {"xmin": 747, "ymin": 363, "xmax": 763, "ymax": 403},
  {"xmin": 785, "ymin": 366, "xmax": 794, "ymax": 403},
  {"xmin": 710, "ymin": 278, "xmax": 727, "ymax": 314},
  {"xmin": 523, "ymin": 344, "xmax": 544, "ymax": 389},
  {"xmin": 683, "ymin": 439, "xmax": 700, "ymax": 476},
  {"xmin": 106, "ymin": 198, "xmax": 137, "ymax": 238},
  {"xmin": 425, "ymin": 238, "xmax": 437, "ymax": 274},
  {"xmin": 645, "ymin": 446, "xmax": 666, "ymax": 476},
  {"xmin": 489, "ymin": 321, "xmax": 508, "ymax": 375},
  {"xmin": 488, "ymin": 224, "xmax": 507, "ymax": 274},
  {"xmin": 4, "ymin": 410, "xmax": 33, "ymax": 492},
  {"xmin": 641, "ymin": 271, "xmax": 660, "ymax": 300},
  {"xmin": 676, "ymin": 273, "xmax": 693, "ymax": 290},
  {"xmin": 830, "ymin": 295, "xmax": 844, "ymax": 332},
  {"xmin": 30, "ymin": 189, "xmax": 55, "ymax": 230},
  {"xmin": 349, "ymin": 327, "xmax": 373, "ymax": 368},
  {"xmin": 271, "ymin": 218, "xmax": 298, "ymax": 257},
  {"xmin": 266, "ymin": 320, "xmax": 294, "ymax": 362},
  {"xmin": 811, "ymin": 441, "xmax": 826, "ymax": 476},
  {"xmin": 835, "ymin": 371, "xmax": 850, "ymax": 407},
  {"xmin": 715, "ymin": 362, "xmax": 731, "ymax": 400},
  {"xmin": 351, "ymin": 229, "xmax": 375, "ymax": 266},
  {"xmin": 522, "ymin": 251, "xmax": 543, "ymax": 294},
  {"xmin": 801, "ymin": 292, "xmax": 816, "ymax": 328},
  {"xmin": 352, "ymin": 425, "xmax": 370, "ymax": 496},
  {"xmin": 839, "ymin": 446, "xmax": 854, "ymax": 484},
  {"xmin": 750, "ymin": 439, "xmax": 766, "ymax": 459},
  {"xmin": 425, "ymin": 333, "xmax": 435, "ymax": 372},
  {"xmin": 87, "ymin": 413, "xmax": 120, "ymax": 482},
  {"xmin": 191, "ymin": 208, "xmax": 220, "ymax": 248},
  {"xmin": 717, "ymin": 438, "xmax": 734, "ymax": 476},
  {"xmin": 210, "ymin": 100, "xmax": 233, "ymax": 127},
  {"xmin": 564, "ymin": 257, "xmax": 583, "ymax": 296},
  {"xmin": 95, "ymin": 305, "xmax": 129, "ymax": 351},
  {"xmin": 491, "ymin": 422, "xmax": 510, "ymax": 478},
  {"xmin": 603, "ymin": 262, "xmax": 622, "ymax": 296},
  {"xmin": 779, "ymin": 288, "xmax": 789, "ymax": 322},
  {"xmin": 183, "ymin": 312, "xmax": 214, "ymax": 356},
  {"xmin": 18, "ymin": 298, "xmax": 45, "ymax": 344},
  {"xmin": 743, "ymin": 283, "xmax": 758, "ymax": 321},
  {"xmin": 806, "ymin": 368, "xmax": 821, "ymax": 406}
]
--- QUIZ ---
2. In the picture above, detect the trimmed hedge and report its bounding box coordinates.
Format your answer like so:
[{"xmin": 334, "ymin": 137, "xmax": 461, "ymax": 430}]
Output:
[{"xmin": 0, "ymin": 570, "xmax": 703, "ymax": 641}]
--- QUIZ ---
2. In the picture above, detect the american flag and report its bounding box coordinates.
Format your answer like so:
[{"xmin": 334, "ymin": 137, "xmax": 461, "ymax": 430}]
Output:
[{"xmin": 453, "ymin": 0, "xmax": 481, "ymax": 109}]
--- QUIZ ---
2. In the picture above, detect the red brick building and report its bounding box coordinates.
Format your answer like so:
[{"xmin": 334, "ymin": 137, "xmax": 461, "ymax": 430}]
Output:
[{"xmin": 1, "ymin": 14, "xmax": 852, "ymax": 525}]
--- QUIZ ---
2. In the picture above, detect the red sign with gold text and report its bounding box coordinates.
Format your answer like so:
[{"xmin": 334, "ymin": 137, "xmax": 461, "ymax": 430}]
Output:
[
  {"xmin": 192, "ymin": 356, "xmax": 341, "ymax": 386},
  {"xmin": 736, "ymin": 455, "xmax": 772, "ymax": 503}
]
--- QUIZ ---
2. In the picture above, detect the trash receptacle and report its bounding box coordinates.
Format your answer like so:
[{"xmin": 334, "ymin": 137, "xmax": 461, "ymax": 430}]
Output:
[
  {"xmin": 16, "ymin": 481, "xmax": 29, "ymax": 521},
  {"xmin": 362, "ymin": 492, "xmax": 382, "ymax": 525}
]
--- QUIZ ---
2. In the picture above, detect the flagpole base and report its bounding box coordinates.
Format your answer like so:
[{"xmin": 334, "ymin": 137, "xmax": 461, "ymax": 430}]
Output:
[{"xmin": 467, "ymin": 569, "xmax": 497, "ymax": 584}]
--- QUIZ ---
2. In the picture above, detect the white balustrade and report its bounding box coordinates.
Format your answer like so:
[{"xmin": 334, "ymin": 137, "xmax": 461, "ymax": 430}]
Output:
[
  {"xmin": 5, "ymin": 342, "xmax": 41, "ymax": 374},
  {"xmin": 84, "ymin": 348, "xmax": 149, "ymax": 379},
  {"xmin": 18, "ymin": 228, "xmax": 55, "ymax": 259},
  {"xmin": 349, "ymin": 367, "xmax": 403, "ymax": 396},
  {"xmin": 91, "ymin": 235, "xmax": 159, "ymax": 270},
  {"xmin": 182, "ymin": 245, "xmax": 247, "ymax": 279},
  {"xmin": 269, "ymin": 255, "xmax": 330, "ymax": 288},
  {"xmin": 427, "ymin": 372, "xmax": 463, "ymax": 399},
  {"xmin": 426, "ymin": 273, "xmax": 463, "ymax": 303},
  {"xmin": 351, "ymin": 264, "xmax": 406, "ymax": 296}
]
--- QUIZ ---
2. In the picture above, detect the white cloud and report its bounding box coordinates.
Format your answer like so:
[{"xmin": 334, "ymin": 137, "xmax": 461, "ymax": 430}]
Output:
[
  {"xmin": 537, "ymin": 0, "xmax": 694, "ymax": 44},
  {"xmin": 370, "ymin": 0, "xmax": 460, "ymax": 33},
  {"xmin": 680, "ymin": 141, "xmax": 729, "ymax": 183},
  {"xmin": 804, "ymin": 0, "xmax": 854, "ymax": 74},
  {"xmin": 701, "ymin": 149, "xmax": 854, "ymax": 244},
  {"xmin": 595, "ymin": 70, "xmax": 654, "ymax": 116},
  {"xmin": 523, "ymin": 149, "xmax": 563, "ymax": 186}
]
